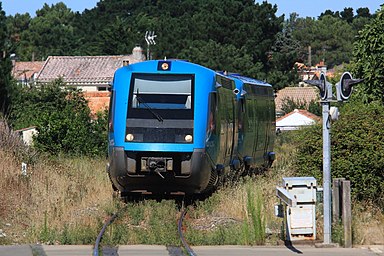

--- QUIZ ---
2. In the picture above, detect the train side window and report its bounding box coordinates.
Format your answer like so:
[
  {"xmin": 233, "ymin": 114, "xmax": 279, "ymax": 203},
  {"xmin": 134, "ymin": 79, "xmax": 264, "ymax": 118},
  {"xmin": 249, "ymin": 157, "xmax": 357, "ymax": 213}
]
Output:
[
  {"xmin": 240, "ymin": 98, "xmax": 246, "ymax": 113},
  {"xmin": 207, "ymin": 92, "xmax": 218, "ymax": 134},
  {"xmin": 108, "ymin": 89, "xmax": 115, "ymax": 132}
]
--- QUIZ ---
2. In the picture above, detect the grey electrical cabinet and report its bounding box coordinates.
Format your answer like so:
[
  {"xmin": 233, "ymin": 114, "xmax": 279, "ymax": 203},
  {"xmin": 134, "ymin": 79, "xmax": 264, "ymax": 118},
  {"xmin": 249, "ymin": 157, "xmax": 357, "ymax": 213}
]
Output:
[{"xmin": 281, "ymin": 177, "xmax": 317, "ymax": 241}]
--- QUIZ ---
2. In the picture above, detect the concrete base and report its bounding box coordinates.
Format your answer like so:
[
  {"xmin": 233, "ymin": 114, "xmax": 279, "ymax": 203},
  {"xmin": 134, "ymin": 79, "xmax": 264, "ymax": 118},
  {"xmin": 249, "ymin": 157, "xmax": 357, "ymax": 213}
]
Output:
[{"xmin": 315, "ymin": 242, "xmax": 339, "ymax": 248}]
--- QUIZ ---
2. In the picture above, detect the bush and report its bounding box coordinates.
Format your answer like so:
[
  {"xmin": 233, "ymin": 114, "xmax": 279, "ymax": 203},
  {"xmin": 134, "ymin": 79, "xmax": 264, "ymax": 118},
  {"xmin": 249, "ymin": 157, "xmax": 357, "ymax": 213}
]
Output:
[
  {"xmin": 280, "ymin": 97, "xmax": 321, "ymax": 116},
  {"xmin": 293, "ymin": 101, "xmax": 384, "ymax": 209},
  {"xmin": 9, "ymin": 79, "xmax": 108, "ymax": 156},
  {"xmin": 352, "ymin": 7, "xmax": 384, "ymax": 104}
]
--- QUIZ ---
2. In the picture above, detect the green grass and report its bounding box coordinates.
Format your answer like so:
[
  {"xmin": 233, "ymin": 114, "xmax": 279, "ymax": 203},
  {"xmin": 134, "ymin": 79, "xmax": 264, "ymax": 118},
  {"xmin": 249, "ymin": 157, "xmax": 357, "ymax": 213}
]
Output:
[{"xmin": 1, "ymin": 132, "xmax": 383, "ymax": 246}]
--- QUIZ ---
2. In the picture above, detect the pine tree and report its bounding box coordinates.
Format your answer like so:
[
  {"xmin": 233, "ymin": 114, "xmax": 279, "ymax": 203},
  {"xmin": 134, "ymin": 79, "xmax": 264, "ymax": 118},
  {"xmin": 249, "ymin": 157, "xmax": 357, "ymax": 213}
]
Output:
[{"xmin": 0, "ymin": 2, "xmax": 12, "ymax": 115}]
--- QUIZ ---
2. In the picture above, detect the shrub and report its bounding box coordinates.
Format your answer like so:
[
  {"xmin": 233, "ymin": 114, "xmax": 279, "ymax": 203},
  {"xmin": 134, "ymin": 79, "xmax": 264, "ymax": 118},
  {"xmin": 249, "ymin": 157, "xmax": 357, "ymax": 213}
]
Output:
[
  {"xmin": 9, "ymin": 79, "xmax": 108, "ymax": 156},
  {"xmin": 280, "ymin": 97, "xmax": 321, "ymax": 116},
  {"xmin": 352, "ymin": 7, "xmax": 384, "ymax": 103},
  {"xmin": 293, "ymin": 101, "xmax": 384, "ymax": 209}
]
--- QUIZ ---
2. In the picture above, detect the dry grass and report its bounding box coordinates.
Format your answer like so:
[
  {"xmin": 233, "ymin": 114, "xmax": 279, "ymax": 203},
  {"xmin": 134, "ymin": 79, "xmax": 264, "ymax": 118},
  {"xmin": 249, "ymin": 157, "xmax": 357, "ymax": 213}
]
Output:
[
  {"xmin": 26, "ymin": 156, "xmax": 112, "ymax": 240},
  {"xmin": 352, "ymin": 202, "xmax": 384, "ymax": 245},
  {"xmin": 0, "ymin": 148, "xmax": 113, "ymax": 244},
  {"xmin": 0, "ymin": 118, "xmax": 113, "ymax": 244},
  {"xmin": 190, "ymin": 134, "xmax": 383, "ymax": 245},
  {"xmin": 0, "ymin": 124, "xmax": 383, "ymax": 246}
]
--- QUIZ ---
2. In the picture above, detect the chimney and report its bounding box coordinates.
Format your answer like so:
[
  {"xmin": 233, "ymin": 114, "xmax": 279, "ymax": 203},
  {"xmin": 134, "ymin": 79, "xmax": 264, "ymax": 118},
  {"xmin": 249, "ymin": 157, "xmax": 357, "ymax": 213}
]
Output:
[{"xmin": 122, "ymin": 60, "xmax": 129, "ymax": 66}]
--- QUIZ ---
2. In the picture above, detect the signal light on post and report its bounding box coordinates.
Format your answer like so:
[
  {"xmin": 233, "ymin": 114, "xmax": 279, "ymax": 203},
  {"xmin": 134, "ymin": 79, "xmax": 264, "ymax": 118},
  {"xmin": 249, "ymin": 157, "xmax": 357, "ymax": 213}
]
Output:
[
  {"xmin": 304, "ymin": 72, "xmax": 332, "ymax": 101},
  {"xmin": 336, "ymin": 72, "xmax": 364, "ymax": 101}
]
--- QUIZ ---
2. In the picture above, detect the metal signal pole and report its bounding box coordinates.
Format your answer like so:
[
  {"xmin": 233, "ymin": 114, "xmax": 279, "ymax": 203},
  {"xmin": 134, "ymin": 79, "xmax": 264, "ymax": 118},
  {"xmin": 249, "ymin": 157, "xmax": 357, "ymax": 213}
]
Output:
[
  {"xmin": 305, "ymin": 72, "xmax": 363, "ymax": 246},
  {"xmin": 322, "ymin": 101, "xmax": 331, "ymax": 244},
  {"xmin": 304, "ymin": 74, "xmax": 333, "ymax": 245}
]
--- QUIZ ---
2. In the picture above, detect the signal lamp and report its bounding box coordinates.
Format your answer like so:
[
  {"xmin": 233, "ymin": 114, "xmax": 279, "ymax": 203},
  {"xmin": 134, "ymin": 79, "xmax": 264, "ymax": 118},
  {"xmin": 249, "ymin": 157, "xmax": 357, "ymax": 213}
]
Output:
[{"xmin": 336, "ymin": 72, "xmax": 364, "ymax": 101}]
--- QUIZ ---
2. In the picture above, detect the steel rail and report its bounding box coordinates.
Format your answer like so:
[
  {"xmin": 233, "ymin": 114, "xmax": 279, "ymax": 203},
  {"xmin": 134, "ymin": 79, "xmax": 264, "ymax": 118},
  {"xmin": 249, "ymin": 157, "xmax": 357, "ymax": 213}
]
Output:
[
  {"xmin": 178, "ymin": 208, "xmax": 197, "ymax": 256},
  {"xmin": 93, "ymin": 209, "xmax": 121, "ymax": 256}
]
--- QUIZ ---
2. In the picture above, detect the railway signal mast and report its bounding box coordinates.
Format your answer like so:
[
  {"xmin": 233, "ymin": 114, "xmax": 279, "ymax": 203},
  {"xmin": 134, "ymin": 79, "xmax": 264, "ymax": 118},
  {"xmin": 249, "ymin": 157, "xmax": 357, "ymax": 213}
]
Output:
[
  {"xmin": 145, "ymin": 31, "xmax": 157, "ymax": 60},
  {"xmin": 304, "ymin": 72, "xmax": 363, "ymax": 245}
]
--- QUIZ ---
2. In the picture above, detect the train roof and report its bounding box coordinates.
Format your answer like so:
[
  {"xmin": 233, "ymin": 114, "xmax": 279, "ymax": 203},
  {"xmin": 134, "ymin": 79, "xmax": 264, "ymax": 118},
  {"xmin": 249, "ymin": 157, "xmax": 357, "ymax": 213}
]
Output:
[
  {"xmin": 216, "ymin": 71, "xmax": 271, "ymax": 87},
  {"xmin": 228, "ymin": 73, "xmax": 271, "ymax": 87},
  {"xmin": 120, "ymin": 59, "xmax": 214, "ymax": 74}
]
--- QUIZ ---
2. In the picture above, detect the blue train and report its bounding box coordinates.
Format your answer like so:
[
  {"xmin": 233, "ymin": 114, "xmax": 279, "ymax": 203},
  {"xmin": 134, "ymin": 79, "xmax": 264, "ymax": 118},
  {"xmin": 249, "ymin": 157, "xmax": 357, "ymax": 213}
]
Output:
[{"xmin": 107, "ymin": 60, "xmax": 275, "ymax": 199}]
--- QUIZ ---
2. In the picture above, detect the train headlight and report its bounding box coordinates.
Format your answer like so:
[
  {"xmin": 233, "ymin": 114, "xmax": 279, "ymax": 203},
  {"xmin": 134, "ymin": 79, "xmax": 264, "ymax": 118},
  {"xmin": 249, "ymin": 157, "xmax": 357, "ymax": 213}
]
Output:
[
  {"xmin": 185, "ymin": 134, "xmax": 193, "ymax": 142},
  {"xmin": 126, "ymin": 133, "xmax": 134, "ymax": 141}
]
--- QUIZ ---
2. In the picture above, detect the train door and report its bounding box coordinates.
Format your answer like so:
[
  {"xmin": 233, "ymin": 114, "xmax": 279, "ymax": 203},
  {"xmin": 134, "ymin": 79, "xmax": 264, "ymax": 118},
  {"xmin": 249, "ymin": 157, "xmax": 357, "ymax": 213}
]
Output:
[
  {"xmin": 206, "ymin": 92, "xmax": 219, "ymax": 165},
  {"xmin": 240, "ymin": 84, "xmax": 255, "ymax": 166},
  {"xmin": 264, "ymin": 87, "xmax": 276, "ymax": 166},
  {"xmin": 107, "ymin": 87, "xmax": 116, "ymax": 156},
  {"xmin": 215, "ymin": 75, "xmax": 236, "ymax": 167},
  {"xmin": 254, "ymin": 87, "xmax": 267, "ymax": 164},
  {"xmin": 255, "ymin": 86, "xmax": 273, "ymax": 165}
]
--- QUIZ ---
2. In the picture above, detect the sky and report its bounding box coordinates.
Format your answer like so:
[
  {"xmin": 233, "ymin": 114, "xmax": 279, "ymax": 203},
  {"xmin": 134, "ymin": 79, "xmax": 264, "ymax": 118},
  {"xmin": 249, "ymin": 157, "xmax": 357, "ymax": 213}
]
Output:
[{"xmin": 2, "ymin": 0, "xmax": 383, "ymax": 18}]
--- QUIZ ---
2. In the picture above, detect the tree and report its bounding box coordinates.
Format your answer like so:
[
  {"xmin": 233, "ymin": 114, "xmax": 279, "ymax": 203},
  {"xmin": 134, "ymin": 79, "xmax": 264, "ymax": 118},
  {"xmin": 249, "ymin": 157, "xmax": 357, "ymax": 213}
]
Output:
[
  {"xmin": 0, "ymin": 2, "xmax": 12, "ymax": 114},
  {"xmin": 16, "ymin": 3, "xmax": 77, "ymax": 60},
  {"xmin": 9, "ymin": 0, "xmax": 289, "ymax": 86},
  {"xmin": 9, "ymin": 79, "xmax": 107, "ymax": 156},
  {"xmin": 280, "ymin": 97, "xmax": 320, "ymax": 116},
  {"xmin": 75, "ymin": 0, "xmax": 284, "ymax": 82},
  {"xmin": 292, "ymin": 15, "xmax": 354, "ymax": 68},
  {"xmin": 178, "ymin": 40, "xmax": 262, "ymax": 77},
  {"xmin": 6, "ymin": 13, "xmax": 31, "ymax": 48},
  {"xmin": 356, "ymin": 7, "xmax": 371, "ymax": 18},
  {"xmin": 352, "ymin": 7, "xmax": 384, "ymax": 103},
  {"xmin": 268, "ymin": 13, "xmax": 301, "ymax": 89},
  {"xmin": 340, "ymin": 7, "xmax": 354, "ymax": 23},
  {"xmin": 319, "ymin": 10, "xmax": 340, "ymax": 19}
]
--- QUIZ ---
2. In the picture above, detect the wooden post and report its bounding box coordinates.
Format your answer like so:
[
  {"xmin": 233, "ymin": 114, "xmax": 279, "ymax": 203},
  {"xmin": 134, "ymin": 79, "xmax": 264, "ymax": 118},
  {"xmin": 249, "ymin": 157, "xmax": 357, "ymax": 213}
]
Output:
[
  {"xmin": 341, "ymin": 180, "xmax": 352, "ymax": 248},
  {"xmin": 332, "ymin": 178, "xmax": 345, "ymax": 223},
  {"xmin": 332, "ymin": 179, "xmax": 340, "ymax": 223}
]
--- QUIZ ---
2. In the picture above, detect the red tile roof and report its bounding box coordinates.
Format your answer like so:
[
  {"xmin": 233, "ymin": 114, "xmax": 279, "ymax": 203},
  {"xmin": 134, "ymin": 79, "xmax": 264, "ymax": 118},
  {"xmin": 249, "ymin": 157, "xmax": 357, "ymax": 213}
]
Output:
[
  {"xmin": 36, "ymin": 55, "xmax": 142, "ymax": 85},
  {"xmin": 276, "ymin": 109, "xmax": 321, "ymax": 123},
  {"xmin": 12, "ymin": 61, "xmax": 45, "ymax": 81},
  {"xmin": 275, "ymin": 87, "xmax": 319, "ymax": 113}
]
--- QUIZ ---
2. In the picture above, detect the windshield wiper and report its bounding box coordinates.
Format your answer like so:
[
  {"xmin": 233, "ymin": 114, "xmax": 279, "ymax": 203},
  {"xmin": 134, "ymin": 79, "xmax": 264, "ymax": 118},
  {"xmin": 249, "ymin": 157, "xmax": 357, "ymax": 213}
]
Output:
[{"xmin": 136, "ymin": 95, "xmax": 164, "ymax": 122}]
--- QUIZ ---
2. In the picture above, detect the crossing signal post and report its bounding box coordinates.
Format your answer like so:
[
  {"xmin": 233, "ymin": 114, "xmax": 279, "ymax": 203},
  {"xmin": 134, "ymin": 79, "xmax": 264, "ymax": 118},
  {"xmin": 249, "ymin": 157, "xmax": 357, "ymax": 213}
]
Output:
[
  {"xmin": 304, "ymin": 72, "xmax": 363, "ymax": 245},
  {"xmin": 336, "ymin": 72, "xmax": 364, "ymax": 101}
]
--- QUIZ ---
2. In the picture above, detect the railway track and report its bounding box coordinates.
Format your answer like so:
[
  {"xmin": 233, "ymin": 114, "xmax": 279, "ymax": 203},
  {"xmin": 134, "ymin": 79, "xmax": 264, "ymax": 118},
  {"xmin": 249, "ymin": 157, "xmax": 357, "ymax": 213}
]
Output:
[
  {"xmin": 93, "ymin": 202, "xmax": 197, "ymax": 256},
  {"xmin": 178, "ymin": 207, "xmax": 197, "ymax": 256},
  {"xmin": 93, "ymin": 208, "xmax": 122, "ymax": 256}
]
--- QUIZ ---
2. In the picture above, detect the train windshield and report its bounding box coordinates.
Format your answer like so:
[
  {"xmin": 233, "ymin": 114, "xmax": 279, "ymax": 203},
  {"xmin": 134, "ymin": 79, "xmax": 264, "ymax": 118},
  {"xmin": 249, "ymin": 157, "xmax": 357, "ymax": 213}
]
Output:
[
  {"xmin": 132, "ymin": 74, "xmax": 192, "ymax": 110},
  {"xmin": 127, "ymin": 74, "xmax": 194, "ymax": 120}
]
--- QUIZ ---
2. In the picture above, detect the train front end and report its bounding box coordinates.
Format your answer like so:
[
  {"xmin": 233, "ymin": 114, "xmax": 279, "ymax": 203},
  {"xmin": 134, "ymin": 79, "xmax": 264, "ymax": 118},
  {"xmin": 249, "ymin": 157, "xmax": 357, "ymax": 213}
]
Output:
[{"xmin": 107, "ymin": 60, "xmax": 216, "ymax": 197}]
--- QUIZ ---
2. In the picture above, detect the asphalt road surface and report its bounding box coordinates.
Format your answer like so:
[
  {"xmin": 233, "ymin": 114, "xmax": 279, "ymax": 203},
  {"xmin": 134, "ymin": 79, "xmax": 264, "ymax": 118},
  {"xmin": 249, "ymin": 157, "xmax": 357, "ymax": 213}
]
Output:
[{"xmin": 0, "ymin": 244, "xmax": 383, "ymax": 256}]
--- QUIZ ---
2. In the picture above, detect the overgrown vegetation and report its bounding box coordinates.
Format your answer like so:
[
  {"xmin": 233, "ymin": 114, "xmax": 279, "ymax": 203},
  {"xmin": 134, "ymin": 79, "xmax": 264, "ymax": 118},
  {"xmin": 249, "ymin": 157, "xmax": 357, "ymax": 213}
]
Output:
[
  {"xmin": 282, "ymin": 9, "xmax": 384, "ymax": 209},
  {"xmin": 8, "ymin": 79, "xmax": 108, "ymax": 156},
  {"xmin": 1, "ymin": 0, "xmax": 383, "ymax": 248},
  {"xmin": 352, "ymin": 7, "xmax": 384, "ymax": 104},
  {"xmin": 4, "ymin": 1, "xmax": 377, "ymax": 90},
  {"xmin": 280, "ymin": 97, "xmax": 321, "ymax": 116},
  {"xmin": 1, "ymin": 121, "xmax": 383, "ymax": 246},
  {"xmin": 293, "ymin": 101, "xmax": 384, "ymax": 209}
]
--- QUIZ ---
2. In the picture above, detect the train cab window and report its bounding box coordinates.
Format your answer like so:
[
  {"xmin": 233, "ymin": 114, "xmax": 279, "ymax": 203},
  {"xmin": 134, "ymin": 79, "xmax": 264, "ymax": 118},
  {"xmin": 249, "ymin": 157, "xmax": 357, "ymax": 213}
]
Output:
[
  {"xmin": 128, "ymin": 74, "xmax": 194, "ymax": 120},
  {"xmin": 131, "ymin": 74, "xmax": 192, "ymax": 110}
]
